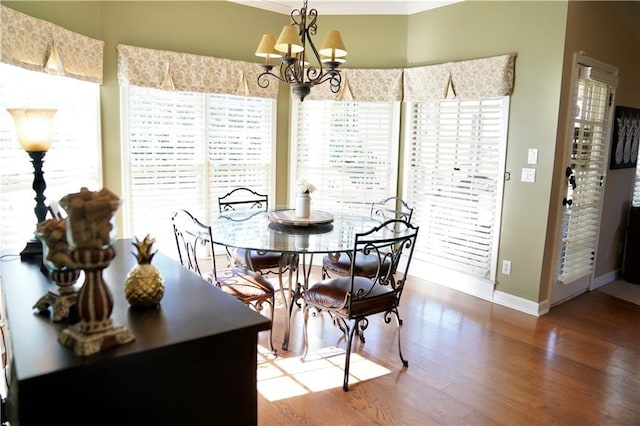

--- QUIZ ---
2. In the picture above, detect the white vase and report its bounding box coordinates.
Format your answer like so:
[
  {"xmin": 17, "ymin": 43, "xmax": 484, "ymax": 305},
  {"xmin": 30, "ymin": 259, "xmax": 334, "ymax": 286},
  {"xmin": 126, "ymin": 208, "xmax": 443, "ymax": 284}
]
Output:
[{"xmin": 295, "ymin": 192, "xmax": 311, "ymax": 218}]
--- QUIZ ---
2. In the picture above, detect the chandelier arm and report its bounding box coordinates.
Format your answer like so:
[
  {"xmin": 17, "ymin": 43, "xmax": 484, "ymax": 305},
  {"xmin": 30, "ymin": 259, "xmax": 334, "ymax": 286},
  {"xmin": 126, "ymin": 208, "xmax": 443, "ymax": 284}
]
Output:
[
  {"xmin": 314, "ymin": 69, "xmax": 343, "ymax": 94},
  {"xmin": 257, "ymin": 66, "xmax": 286, "ymax": 88}
]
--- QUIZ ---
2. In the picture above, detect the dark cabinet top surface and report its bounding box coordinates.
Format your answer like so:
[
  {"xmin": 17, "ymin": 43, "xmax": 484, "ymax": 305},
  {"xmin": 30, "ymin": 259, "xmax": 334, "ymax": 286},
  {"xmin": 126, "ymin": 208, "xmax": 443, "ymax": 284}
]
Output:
[{"xmin": 0, "ymin": 238, "xmax": 270, "ymax": 382}]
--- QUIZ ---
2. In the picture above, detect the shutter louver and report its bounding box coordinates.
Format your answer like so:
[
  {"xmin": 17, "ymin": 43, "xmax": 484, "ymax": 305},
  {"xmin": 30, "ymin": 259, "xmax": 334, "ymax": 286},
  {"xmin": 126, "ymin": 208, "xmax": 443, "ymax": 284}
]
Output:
[
  {"xmin": 126, "ymin": 87, "xmax": 207, "ymax": 253},
  {"xmin": 558, "ymin": 72, "xmax": 611, "ymax": 284},
  {"xmin": 405, "ymin": 98, "xmax": 508, "ymax": 279}
]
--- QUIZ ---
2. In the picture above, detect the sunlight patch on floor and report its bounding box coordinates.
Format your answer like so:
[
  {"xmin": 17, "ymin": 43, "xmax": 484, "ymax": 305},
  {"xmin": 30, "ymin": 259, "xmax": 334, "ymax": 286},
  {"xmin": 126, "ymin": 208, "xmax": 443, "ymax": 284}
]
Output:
[{"xmin": 256, "ymin": 345, "xmax": 391, "ymax": 401}]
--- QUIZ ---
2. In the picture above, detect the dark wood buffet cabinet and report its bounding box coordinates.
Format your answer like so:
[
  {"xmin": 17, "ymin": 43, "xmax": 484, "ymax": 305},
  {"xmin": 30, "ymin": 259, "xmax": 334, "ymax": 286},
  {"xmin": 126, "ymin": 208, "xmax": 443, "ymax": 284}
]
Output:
[{"xmin": 0, "ymin": 239, "xmax": 270, "ymax": 425}]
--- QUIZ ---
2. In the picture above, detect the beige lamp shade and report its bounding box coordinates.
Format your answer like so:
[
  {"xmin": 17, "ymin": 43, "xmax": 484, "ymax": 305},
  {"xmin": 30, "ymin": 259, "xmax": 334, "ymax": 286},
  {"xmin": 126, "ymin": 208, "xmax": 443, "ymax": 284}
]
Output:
[
  {"xmin": 275, "ymin": 25, "xmax": 304, "ymax": 54},
  {"xmin": 255, "ymin": 34, "xmax": 282, "ymax": 60},
  {"xmin": 7, "ymin": 108, "xmax": 57, "ymax": 152},
  {"xmin": 319, "ymin": 30, "xmax": 347, "ymax": 59}
]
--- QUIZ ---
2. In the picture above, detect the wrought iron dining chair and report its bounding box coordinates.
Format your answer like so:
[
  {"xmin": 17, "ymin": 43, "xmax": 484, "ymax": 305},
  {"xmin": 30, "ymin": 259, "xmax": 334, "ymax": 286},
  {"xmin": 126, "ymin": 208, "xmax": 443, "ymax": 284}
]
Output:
[
  {"xmin": 171, "ymin": 209, "xmax": 276, "ymax": 354},
  {"xmin": 217, "ymin": 187, "xmax": 285, "ymax": 273},
  {"xmin": 218, "ymin": 188, "xmax": 299, "ymax": 351},
  {"xmin": 301, "ymin": 218, "xmax": 419, "ymax": 391},
  {"xmin": 322, "ymin": 196, "xmax": 414, "ymax": 280}
]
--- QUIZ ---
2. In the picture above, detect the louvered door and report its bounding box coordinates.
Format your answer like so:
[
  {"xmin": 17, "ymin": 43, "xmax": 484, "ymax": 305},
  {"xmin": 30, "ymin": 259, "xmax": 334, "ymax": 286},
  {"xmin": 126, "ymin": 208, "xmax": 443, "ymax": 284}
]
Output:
[{"xmin": 552, "ymin": 54, "xmax": 617, "ymax": 304}]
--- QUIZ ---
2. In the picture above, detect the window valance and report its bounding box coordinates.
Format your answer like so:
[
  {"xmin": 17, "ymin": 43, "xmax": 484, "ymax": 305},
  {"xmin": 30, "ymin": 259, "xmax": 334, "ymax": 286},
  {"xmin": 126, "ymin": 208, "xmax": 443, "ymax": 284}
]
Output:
[
  {"xmin": 117, "ymin": 44, "xmax": 278, "ymax": 100},
  {"xmin": 404, "ymin": 54, "xmax": 515, "ymax": 101},
  {"xmin": 0, "ymin": 5, "xmax": 104, "ymax": 84},
  {"xmin": 304, "ymin": 68, "xmax": 404, "ymax": 102}
]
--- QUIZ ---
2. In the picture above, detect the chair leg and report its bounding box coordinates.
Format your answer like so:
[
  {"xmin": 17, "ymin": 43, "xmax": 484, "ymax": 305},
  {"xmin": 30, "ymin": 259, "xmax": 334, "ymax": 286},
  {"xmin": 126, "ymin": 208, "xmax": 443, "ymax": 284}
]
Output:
[
  {"xmin": 394, "ymin": 310, "xmax": 408, "ymax": 367},
  {"xmin": 343, "ymin": 319, "xmax": 358, "ymax": 392},
  {"xmin": 321, "ymin": 265, "xmax": 329, "ymax": 279},
  {"xmin": 301, "ymin": 304, "xmax": 310, "ymax": 362},
  {"xmin": 268, "ymin": 297, "xmax": 276, "ymax": 355}
]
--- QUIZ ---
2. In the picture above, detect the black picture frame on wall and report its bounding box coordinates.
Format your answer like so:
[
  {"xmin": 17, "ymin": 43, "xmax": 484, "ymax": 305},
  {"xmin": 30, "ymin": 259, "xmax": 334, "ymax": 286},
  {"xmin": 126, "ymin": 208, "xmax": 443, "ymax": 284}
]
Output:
[{"xmin": 610, "ymin": 105, "xmax": 640, "ymax": 170}]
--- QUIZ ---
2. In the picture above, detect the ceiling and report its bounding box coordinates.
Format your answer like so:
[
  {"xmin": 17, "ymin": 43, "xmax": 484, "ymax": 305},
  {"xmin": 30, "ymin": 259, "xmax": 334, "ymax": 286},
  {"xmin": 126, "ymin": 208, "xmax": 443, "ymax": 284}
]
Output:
[{"xmin": 226, "ymin": 0, "xmax": 462, "ymax": 16}]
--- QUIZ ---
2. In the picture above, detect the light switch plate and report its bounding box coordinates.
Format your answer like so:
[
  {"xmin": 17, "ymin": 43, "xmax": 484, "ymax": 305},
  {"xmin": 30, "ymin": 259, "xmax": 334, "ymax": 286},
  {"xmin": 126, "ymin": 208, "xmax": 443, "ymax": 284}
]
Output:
[
  {"xmin": 521, "ymin": 168, "xmax": 536, "ymax": 183},
  {"xmin": 528, "ymin": 148, "xmax": 538, "ymax": 165},
  {"xmin": 502, "ymin": 259, "xmax": 511, "ymax": 275}
]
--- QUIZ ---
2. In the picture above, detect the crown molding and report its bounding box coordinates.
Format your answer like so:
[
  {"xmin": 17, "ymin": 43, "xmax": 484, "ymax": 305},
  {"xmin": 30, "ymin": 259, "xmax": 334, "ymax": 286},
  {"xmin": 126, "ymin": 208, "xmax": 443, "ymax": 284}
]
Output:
[{"xmin": 227, "ymin": 0, "xmax": 462, "ymax": 16}]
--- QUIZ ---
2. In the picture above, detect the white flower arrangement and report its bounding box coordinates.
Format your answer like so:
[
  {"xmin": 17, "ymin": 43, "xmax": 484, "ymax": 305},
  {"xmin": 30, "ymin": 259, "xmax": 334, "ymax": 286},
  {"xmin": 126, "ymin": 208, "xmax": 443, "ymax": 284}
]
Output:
[{"xmin": 296, "ymin": 178, "xmax": 316, "ymax": 194}]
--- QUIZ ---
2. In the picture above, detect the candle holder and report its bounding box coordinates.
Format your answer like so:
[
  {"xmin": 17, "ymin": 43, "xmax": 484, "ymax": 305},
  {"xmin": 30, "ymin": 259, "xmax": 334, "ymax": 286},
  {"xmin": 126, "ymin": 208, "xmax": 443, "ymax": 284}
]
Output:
[
  {"xmin": 33, "ymin": 222, "xmax": 80, "ymax": 321},
  {"xmin": 57, "ymin": 187, "xmax": 134, "ymax": 356},
  {"xmin": 58, "ymin": 247, "xmax": 134, "ymax": 356},
  {"xmin": 33, "ymin": 268, "xmax": 81, "ymax": 322}
]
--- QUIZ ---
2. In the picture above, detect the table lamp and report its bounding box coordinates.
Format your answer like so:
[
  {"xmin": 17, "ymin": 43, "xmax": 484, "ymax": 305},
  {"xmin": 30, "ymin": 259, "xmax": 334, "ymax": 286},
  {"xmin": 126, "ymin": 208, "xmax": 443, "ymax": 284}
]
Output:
[{"xmin": 7, "ymin": 108, "xmax": 57, "ymax": 260}]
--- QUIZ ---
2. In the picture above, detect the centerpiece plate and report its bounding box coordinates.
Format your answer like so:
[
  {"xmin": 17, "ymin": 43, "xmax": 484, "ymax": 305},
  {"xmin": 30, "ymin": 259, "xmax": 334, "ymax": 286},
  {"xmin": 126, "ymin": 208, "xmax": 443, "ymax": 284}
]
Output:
[{"xmin": 268, "ymin": 209, "xmax": 334, "ymax": 227}]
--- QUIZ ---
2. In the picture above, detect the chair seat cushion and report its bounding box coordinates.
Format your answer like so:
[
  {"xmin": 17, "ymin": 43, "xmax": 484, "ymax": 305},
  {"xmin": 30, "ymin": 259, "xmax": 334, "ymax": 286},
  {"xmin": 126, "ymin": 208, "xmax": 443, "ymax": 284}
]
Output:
[
  {"xmin": 322, "ymin": 251, "xmax": 390, "ymax": 278},
  {"xmin": 304, "ymin": 276, "xmax": 397, "ymax": 318},
  {"xmin": 232, "ymin": 248, "xmax": 282, "ymax": 271},
  {"xmin": 207, "ymin": 267, "xmax": 275, "ymax": 303}
]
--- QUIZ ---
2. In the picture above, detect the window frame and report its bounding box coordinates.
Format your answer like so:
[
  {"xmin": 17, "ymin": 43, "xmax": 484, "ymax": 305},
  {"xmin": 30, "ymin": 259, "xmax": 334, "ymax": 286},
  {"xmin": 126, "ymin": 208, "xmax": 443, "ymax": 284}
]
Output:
[
  {"xmin": 402, "ymin": 96, "xmax": 509, "ymax": 297},
  {"xmin": 120, "ymin": 84, "xmax": 277, "ymax": 256},
  {"xmin": 290, "ymin": 99, "xmax": 401, "ymax": 216}
]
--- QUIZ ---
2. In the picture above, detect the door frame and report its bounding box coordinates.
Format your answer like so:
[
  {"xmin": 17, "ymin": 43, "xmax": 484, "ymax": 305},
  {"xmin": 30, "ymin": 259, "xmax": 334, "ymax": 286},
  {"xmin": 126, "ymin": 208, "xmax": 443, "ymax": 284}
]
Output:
[{"xmin": 549, "ymin": 52, "xmax": 619, "ymax": 306}]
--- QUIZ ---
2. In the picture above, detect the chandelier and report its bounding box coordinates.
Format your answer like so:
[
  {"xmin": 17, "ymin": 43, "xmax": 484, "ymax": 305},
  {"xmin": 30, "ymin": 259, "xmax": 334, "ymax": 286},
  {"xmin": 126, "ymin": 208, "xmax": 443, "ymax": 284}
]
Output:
[{"xmin": 254, "ymin": 0, "xmax": 347, "ymax": 101}]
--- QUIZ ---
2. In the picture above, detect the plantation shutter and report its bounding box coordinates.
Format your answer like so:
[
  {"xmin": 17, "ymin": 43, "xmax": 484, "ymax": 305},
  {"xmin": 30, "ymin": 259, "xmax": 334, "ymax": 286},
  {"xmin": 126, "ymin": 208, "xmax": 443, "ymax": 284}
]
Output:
[
  {"xmin": 634, "ymin": 168, "xmax": 640, "ymax": 207},
  {"xmin": 405, "ymin": 98, "xmax": 508, "ymax": 279},
  {"xmin": 558, "ymin": 66, "xmax": 614, "ymax": 284},
  {"xmin": 0, "ymin": 63, "xmax": 101, "ymax": 254},
  {"xmin": 122, "ymin": 86, "xmax": 275, "ymax": 255},
  {"xmin": 123, "ymin": 86, "xmax": 207, "ymax": 253},
  {"xmin": 207, "ymin": 93, "xmax": 275, "ymax": 212},
  {"xmin": 292, "ymin": 101, "xmax": 400, "ymax": 216}
]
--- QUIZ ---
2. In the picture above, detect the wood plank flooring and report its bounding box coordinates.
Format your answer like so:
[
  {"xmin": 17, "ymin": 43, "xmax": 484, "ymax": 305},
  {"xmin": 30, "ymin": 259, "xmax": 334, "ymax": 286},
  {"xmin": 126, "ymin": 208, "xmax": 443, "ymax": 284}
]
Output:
[{"xmin": 256, "ymin": 272, "xmax": 640, "ymax": 425}]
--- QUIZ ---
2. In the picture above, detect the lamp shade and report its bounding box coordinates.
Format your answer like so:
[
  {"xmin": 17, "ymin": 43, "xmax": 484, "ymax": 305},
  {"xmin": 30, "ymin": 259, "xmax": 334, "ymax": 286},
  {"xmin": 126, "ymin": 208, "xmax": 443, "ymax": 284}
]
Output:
[
  {"xmin": 7, "ymin": 108, "xmax": 57, "ymax": 152},
  {"xmin": 255, "ymin": 34, "xmax": 282, "ymax": 60},
  {"xmin": 319, "ymin": 30, "xmax": 347, "ymax": 59},
  {"xmin": 275, "ymin": 25, "xmax": 304, "ymax": 54}
]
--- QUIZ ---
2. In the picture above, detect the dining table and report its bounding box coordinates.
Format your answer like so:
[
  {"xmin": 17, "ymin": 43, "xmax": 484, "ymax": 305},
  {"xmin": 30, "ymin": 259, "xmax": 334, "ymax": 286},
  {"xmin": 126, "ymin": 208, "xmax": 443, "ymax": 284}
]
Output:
[{"xmin": 210, "ymin": 208, "xmax": 383, "ymax": 351}]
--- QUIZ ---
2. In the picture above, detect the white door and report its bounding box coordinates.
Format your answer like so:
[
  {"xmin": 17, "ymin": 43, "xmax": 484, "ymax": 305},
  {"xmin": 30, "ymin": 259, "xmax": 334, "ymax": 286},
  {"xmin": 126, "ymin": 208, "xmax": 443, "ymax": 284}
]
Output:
[{"xmin": 551, "ymin": 54, "xmax": 618, "ymax": 305}]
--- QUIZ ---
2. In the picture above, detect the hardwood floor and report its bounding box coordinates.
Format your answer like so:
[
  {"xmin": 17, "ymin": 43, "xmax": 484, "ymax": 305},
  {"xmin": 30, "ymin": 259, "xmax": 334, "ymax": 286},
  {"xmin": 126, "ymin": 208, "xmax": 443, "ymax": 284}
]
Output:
[{"xmin": 256, "ymin": 272, "xmax": 640, "ymax": 425}]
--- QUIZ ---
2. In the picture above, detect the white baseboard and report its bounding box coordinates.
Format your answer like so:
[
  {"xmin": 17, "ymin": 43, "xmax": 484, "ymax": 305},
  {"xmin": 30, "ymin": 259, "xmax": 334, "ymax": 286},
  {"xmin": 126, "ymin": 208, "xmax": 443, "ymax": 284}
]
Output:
[
  {"xmin": 409, "ymin": 258, "xmax": 495, "ymax": 301},
  {"xmin": 493, "ymin": 290, "xmax": 548, "ymax": 316},
  {"xmin": 593, "ymin": 269, "xmax": 619, "ymax": 289},
  {"xmin": 409, "ymin": 258, "xmax": 547, "ymax": 317}
]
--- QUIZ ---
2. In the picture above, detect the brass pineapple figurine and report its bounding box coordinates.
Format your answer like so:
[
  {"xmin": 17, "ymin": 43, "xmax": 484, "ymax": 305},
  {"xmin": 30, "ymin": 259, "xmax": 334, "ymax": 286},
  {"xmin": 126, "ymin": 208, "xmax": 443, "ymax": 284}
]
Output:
[{"xmin": 124, "ymin": 235, "xmax": 165, "ymax": 308}]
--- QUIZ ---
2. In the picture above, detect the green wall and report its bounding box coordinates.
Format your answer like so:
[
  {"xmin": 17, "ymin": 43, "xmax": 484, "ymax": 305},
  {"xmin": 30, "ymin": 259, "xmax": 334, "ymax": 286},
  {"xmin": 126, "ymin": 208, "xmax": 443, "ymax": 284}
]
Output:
[{"xmin": 408, "ymin": 1, "xmax": 568, "ymax": 302}]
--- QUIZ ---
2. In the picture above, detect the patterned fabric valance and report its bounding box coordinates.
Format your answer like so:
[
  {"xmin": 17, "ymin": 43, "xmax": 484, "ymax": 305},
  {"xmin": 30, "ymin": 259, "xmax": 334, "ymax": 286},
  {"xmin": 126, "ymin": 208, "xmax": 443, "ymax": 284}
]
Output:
[
  {"xmin": 0, "ymin": 5, "xmax": 104, "ymax": 84},
  {"xmin": 117, "ymin": 44, "xmax": 279, "ymax": 99},
  {"xmin": 304, "ymin": 68, "xmax": 404, "ymax": 102},
  {"xmin": 404, "ymin": 54, "xmax": 515, "ymax": 101}
]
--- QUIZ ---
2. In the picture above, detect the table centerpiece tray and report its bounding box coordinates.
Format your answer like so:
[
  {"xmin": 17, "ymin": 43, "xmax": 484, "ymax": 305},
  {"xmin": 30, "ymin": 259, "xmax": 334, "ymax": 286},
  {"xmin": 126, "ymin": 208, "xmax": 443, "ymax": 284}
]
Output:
[
  {"xmin": 268, "ymin": 222, "xmax": 334, "ymax": 235},
  {"xmin": 268, "ymin": 209, "xmax": 334, "ymax": 227}
]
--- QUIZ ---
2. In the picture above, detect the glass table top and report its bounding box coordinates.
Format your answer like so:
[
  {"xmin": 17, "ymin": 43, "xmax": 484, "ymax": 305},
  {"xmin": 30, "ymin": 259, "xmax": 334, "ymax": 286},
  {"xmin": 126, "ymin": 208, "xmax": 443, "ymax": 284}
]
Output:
[{"xmin": 210, "ymin": 209, "xmax": 384, "ymax": 254}]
